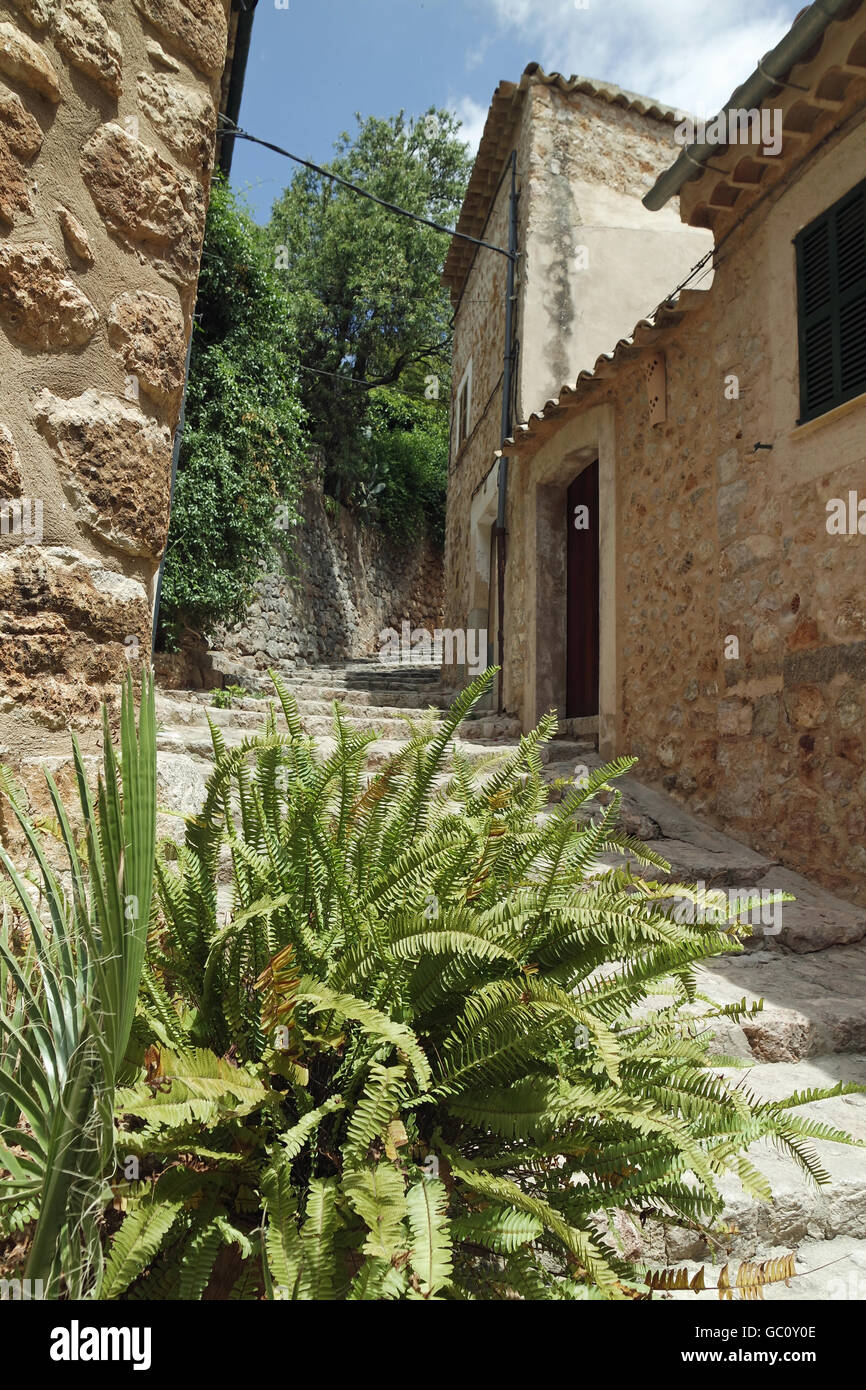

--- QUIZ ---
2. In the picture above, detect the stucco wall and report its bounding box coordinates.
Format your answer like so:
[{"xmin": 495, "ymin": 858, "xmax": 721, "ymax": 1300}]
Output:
[
  {"xmin": 499, "ymin": 108, "xmax": 866, "ymax": 908},
  {"xmin": 520, "ymin": 82, "xmax": 711, "ymax": 415},
  {"xmin": 0, "ymin": 0, "xmax": 228, "ymax": 753}
]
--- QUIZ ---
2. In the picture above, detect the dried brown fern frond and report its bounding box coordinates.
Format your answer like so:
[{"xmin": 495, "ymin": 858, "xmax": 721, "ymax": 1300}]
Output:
[
  {"xmin": 647, "ymin": 1251, "xmax": 796, "ymax": 1300},
  {"xmin": 255, "ymin": 942, "xmax": 301, "ymax": 1047}
]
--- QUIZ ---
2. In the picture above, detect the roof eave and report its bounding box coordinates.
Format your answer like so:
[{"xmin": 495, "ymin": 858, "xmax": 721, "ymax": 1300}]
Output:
[{"xmin": 643, "ymin": 0, "xmax": 858, "ymax": 211}]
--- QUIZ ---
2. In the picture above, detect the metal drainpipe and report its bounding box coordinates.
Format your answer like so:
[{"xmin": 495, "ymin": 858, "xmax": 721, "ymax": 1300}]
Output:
[{"xmin": 495, "ymin": 151, "xmax": 518, "ymax": 712}]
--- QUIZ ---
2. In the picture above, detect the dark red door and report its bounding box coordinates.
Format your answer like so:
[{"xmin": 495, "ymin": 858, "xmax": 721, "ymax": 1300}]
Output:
[{"xmin": 566, "ymin": 461, "xmax": 600, "ymax": 718}]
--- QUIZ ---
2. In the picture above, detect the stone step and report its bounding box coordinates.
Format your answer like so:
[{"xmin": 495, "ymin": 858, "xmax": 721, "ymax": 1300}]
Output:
[
  {"xmin": 639, "ymin": 1055, "xmax": 866, "ymax": 1266},
  {"xmin": 543, "ymin": 754, "xmax": 865, "ymax": 955},
  {"xmin": 157, "ymin": 693, "xmax": 442, "ymax": 727},
  {"xmin": 273, "ymin": 663, "xmax": 447, "ymax": 687},
  {"xmin": 156, "ymin": 719, "xmax": 521, "ymax": 755},
  {"xmin": 194, "ymin": 678, "xmax": 454, "ymax": 709},
  {"xmin": 156, "ymin": 727, "xmax": 522, "ymax": 764},
  {"xmin": 277, "ymin": 684, "xmax": 450, "ymax": 706},
  {"xmin": 156, "ymin": 691, "xmax": 515, "ymax": 730},
  {"xmin": 699, "ymin": 943, "xmax": 866, "ymax": 1062}
]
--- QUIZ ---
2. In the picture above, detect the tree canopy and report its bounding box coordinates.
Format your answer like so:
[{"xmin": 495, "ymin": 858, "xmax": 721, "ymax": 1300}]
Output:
[
  {"xmin": 159, "ymin": 109, "xmax": 471, "ymax": 645},
  {"xmin": 267, "ymin": 109, "xmax": 471, "ymax": 505},
  {"xmin": 158, "ymin": 178, "xmax": 306, "ymax": 648}
]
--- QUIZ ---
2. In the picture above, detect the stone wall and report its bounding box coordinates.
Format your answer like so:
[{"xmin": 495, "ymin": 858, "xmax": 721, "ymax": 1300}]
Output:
[
  {"xmin": 212, "ymin": 486, "xmax": 444, "ymax": 676},
  {"xmin": 492, "ymin": 93, "xmax": 866, "ymax": 908},
  {"xmin": 0, "ymin": 0, "xmax": 229, "ymax": 752}
]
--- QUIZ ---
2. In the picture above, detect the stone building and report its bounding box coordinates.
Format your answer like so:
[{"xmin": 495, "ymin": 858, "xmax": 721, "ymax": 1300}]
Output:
[
  {"xmin": 0, "ymin": 0, "xmax": 249, "ymax": 752},
  {"xmin": 442, "ymin": 67, "xmax": 712, "ymax": 711},
  {"xmin": 444, "ymin": 2, "xmax": 866, "ymax": 907}
]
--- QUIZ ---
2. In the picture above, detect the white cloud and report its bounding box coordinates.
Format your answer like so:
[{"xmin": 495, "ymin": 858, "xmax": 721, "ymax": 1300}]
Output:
[
  {"xmin": 451, "ymin": 95, "xmax": 489, "ymax": 157},
  {"xmin": 471, "ymin": 0, "xmax": 800, "ymax": 116},
  {"xmin": 465, "ymin": 31, "xmax": 494, "ymax": 71}
]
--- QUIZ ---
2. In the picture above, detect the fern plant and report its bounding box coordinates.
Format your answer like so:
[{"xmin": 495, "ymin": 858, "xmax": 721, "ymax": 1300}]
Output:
[{"xmin": 116, "ymin": 669, "xmax": 860, "ymax": 1300}]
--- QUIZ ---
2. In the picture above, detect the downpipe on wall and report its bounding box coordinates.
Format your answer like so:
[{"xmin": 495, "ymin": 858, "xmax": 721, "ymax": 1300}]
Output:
[{"xmin": 495, "ymin": 151, "xmax": 519, "ymax": 713}]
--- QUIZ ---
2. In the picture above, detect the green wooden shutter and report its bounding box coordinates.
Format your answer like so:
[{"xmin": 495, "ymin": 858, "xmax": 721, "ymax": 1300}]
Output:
[{"xmin": 796, "ymin": 177, "xmax": 866, "ymax": 423}]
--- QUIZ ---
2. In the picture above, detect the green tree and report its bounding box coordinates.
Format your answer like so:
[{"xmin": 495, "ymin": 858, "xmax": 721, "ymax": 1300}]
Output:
[
  {"xmin": 361, "ymin": 382, "xmax": 449, "ymax": 547},
  {"xmin": 267, "ymin": 109, "xmax": 471, "ymax": 511},
  {"xmin": 158, "ymin": 178, "xmax": 306, "ymax": 649}
]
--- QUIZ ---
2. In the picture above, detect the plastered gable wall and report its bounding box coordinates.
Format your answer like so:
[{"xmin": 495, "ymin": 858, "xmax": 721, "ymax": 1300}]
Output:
[
  {"xmin": 519, "ymin": 82, "xmax": 711, "ymax": 414},
  {"xmin": 0, "ymin": 0, "xmax": 229, "ymax": 752},
  {"xmin": 504, "ymin": 103, "xmax": 866, "ymax": 908}
]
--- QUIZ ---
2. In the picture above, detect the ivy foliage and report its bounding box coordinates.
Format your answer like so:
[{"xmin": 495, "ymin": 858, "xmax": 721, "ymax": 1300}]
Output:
[{"xmin": 158, "ymin": 178, "xmax": 307, "ymax": 649}]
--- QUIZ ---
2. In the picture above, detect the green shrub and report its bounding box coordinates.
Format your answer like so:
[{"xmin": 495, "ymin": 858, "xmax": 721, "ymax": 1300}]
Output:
[
  {"xmin": 120, "ymin": 672, "xmax": 858, "ymax": 1300},
  {"xmin": 359, "ymin": 386, "xmax": 448, "ymax": 547},
  {"xmin": 2, "ymin": 674, "xmax": 858, "ymax": 1300}
]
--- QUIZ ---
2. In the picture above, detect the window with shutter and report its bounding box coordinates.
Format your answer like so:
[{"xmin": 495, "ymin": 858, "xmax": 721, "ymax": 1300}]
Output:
[{"xmin": 796, "ymin": 177, "xmax": 866, "ymax": 423}]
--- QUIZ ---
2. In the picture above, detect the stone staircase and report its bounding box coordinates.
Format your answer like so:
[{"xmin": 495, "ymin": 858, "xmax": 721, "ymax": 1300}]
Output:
[
  {"xmin": 153, "ymin": 659, "xmax": 866, "ymax": 1300},
  {"xmin": 155, "ymin": 659, "xmax": 529, "ymax": 818},
  {"xmin": 537, "ymin": 744, "xmax": 866, "ymax": 1297}
]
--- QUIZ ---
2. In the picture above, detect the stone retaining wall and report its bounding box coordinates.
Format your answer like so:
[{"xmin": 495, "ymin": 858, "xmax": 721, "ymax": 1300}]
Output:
[{"xmin": 215, "ymin": 486, "xmax": 445, "ymax": 674}]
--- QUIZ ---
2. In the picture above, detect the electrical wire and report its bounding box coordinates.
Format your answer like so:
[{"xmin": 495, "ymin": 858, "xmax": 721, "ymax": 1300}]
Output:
[{"xmin": 217, "ymin": 116, "xmax": 514, "ymax": 261}]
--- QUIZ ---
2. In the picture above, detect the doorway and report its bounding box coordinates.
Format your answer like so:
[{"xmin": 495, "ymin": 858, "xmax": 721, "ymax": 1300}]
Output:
[{"xmin": 566, "ymin": 460, "xmax": 599, "ymax": 718}]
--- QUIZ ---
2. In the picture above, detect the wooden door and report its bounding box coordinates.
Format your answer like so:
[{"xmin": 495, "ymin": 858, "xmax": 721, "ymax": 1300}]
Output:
[{"xmin": 566, "ymin": 461, "xmax": 600, "ymax": 718}]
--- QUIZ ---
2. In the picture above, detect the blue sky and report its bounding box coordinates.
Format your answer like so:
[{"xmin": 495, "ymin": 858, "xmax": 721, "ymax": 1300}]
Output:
[{"xmin": 230, "ymin": 0, "xmax": 806, "ymax": 224}]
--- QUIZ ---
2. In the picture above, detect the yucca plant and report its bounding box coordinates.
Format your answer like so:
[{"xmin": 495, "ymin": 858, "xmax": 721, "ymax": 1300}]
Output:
[
  {"xmin": 116, "ymin": 669, "xmax": 859, "ymax": 1301},
  {"xmin": 0, "ymin": 674, "xmax": 156, "ymax": 1298}
]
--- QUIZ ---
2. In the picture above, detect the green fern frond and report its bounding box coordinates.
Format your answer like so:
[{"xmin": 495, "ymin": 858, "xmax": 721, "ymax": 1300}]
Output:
[
  {"xmin": 100, "ymin": 1201, "xmax": 184, "ymax": 1300},
  {"xmin": 406, "ymin": 1178, "xmax": 452, "ymax": 1298}
]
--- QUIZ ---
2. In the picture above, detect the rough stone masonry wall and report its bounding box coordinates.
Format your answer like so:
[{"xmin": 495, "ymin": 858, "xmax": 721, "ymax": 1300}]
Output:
[
  {"xmin": 611, "ymin": 104, "xmax": 866, "ymax": 910},
  {"xmin": 0, "ymin": 0, "xmax": 229, "ymax": 755},
  {"xmin": 443, "ymin": 100, "xmax": 524, "ymax": 673},
  {"xmin": 212, "ymin": 486, "xmax": 444, "ymax": 677},
  {"xmin": 503, "ymin": 101, "xmax": 866, "ymax": 909}
]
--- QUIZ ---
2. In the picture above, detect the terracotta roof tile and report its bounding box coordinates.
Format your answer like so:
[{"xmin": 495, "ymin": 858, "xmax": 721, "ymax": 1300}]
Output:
[{"xmin": 499, "ymin": 286, "xmax": 711, "ymax": 454}]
